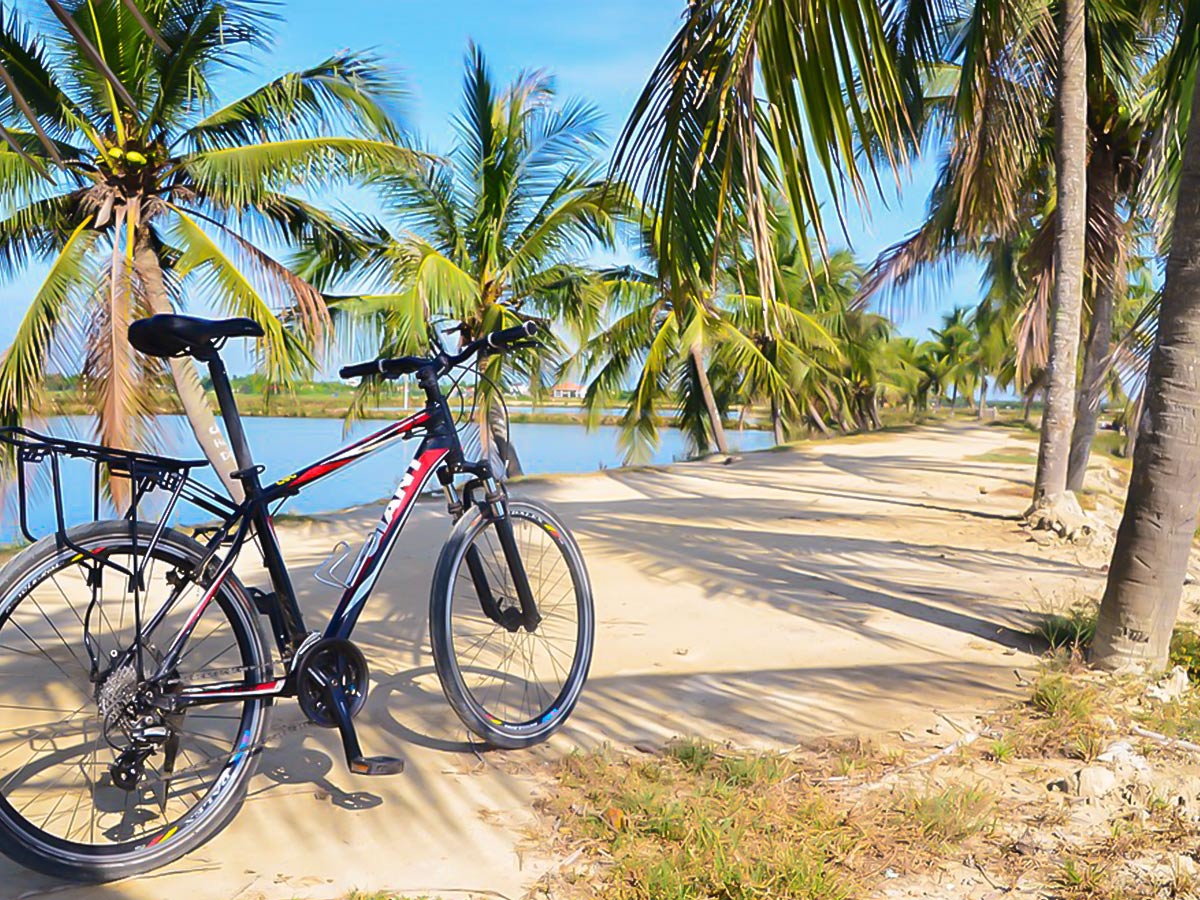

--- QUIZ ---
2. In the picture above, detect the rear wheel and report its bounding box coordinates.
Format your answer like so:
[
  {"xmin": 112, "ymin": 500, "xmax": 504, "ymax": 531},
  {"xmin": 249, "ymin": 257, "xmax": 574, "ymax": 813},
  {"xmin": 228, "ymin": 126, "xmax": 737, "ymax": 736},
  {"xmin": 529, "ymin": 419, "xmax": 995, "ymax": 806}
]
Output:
[
  {"xmin": 0, "ymin": 521, "xmax": 269, "ymax": 881},
  {"xmin": 430, "ymin": 498, "xmax": 593, "ymax": 749}
]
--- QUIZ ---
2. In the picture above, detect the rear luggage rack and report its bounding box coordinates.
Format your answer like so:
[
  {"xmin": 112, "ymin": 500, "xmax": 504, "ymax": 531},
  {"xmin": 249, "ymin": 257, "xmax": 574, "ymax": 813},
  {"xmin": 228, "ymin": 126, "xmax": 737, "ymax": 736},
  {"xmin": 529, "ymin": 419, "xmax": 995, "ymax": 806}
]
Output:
[{"xmin": 0, "ymin": 426, "xmax": 234, "ymax": 550}]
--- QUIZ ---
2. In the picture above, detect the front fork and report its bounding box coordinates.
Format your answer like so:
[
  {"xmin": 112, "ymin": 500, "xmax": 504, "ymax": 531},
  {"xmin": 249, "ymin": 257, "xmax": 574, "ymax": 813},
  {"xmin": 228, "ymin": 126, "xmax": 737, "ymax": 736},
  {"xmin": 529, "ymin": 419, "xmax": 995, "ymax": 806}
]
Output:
[{"xmin": 444, "ymin": 476, "xmax": 541, "ymax": 633}]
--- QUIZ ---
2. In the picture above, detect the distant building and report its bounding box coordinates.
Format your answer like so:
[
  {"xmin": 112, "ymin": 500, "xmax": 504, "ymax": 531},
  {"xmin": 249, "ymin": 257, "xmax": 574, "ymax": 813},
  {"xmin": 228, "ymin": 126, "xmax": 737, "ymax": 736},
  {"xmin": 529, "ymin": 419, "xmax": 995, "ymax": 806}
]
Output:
[{"xmin": 551, "ymin": 381, "xmax": 586, "ymax": 399}]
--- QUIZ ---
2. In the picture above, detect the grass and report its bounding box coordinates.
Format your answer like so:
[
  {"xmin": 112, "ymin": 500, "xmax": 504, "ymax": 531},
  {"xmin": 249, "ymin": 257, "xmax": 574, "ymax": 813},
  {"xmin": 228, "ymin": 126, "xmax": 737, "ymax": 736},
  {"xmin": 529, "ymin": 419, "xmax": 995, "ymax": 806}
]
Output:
[
  {"xmin": 1052, "ymin": 858, "xmax": 1127, "ymax": 900},
  {"xmin": 549, "ymin": 743, "xmax": 860, "ymax": 900},
  {"xmin": 540, "ymin": 738, "xmax": 1004, "ymax": 900},
  {"xmin": 514, "ymin": 661, "xmax": 1200, "ymax": 900},
  {"xmin": 967, "ymin": 446, "xmax": 1039, "ymax": 464},
  {"xmin": 1029, "ymin": 602, "xmax": 1200, "ymax": 682},
  {"xmin": 1090, "ymin": 428, "xmax": 1130, "ymax": 463},
  {"xmin": 1032, "ymin": 603, "xmax": 1100, "ymax": 653},
  {"xmin": 894, "ymin": 783, "xmax": 995, "ymax": 846}
]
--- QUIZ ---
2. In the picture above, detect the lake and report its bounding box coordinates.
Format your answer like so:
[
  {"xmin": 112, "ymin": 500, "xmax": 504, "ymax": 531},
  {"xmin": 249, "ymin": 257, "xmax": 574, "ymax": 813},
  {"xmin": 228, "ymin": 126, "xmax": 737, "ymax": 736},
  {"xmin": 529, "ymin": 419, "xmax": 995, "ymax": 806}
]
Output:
[{"xmin": 1, "ymin": 416, "xmax": 774, "ymax": 543}]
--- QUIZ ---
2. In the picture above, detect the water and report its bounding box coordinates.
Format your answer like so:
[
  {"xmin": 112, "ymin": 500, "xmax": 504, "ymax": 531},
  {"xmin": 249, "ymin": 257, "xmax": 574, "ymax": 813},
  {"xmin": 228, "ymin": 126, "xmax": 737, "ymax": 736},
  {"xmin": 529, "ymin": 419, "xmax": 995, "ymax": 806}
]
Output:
[{"xmin": 1, "ymin": 416, "xmax": 773, "ymax": 543}]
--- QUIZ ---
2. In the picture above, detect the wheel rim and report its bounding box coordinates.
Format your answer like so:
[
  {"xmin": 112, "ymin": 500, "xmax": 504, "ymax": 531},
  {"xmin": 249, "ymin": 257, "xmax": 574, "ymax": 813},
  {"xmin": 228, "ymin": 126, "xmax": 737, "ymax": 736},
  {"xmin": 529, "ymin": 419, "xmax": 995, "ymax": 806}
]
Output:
[
  {"xmin": 447, "ymin": 511, "xmax": 585, "ymax": 732},
  {"xmin": 0, "ymin": 537, "xmax": 261, "ymax": 853}
]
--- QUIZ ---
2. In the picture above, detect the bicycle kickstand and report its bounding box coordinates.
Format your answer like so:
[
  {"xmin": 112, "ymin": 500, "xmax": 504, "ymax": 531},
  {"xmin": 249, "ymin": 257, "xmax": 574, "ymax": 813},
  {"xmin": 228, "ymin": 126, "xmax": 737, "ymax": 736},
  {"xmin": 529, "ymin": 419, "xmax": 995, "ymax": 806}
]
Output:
[{"xmin": 326, "ymin": 681, "xmax": 405, "ymax": 776}]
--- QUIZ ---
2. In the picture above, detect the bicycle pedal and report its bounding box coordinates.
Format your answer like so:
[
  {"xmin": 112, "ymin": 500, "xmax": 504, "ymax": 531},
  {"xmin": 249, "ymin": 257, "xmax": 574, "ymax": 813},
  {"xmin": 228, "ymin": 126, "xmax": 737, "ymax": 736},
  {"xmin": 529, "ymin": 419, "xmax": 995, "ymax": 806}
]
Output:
[{"xmin": 349, "ymin": 755, "xmax": 405, "ymax": 776}]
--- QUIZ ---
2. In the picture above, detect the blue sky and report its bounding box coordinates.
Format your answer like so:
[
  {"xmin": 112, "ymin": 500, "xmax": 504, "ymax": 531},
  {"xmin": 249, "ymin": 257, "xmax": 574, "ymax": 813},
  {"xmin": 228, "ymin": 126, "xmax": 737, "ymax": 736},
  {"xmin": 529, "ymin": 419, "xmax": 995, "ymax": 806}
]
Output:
[{"xmin": 0, "ymin": 0, "xmax": 983, "ymax": 367}]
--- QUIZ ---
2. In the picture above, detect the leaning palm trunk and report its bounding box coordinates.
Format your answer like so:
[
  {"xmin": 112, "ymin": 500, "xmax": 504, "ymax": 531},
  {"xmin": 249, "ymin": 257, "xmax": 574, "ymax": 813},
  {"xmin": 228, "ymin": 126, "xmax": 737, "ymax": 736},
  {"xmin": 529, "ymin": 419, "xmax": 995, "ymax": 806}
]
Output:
[
  {"xmin": 1066, "ymin": 270, "xmax": 1117, "ymax": 491},
  {"xmin": 134, "ymin": 241, "xmax": 244, "ymax": 501},
  {"xmin": 771, "ymin": 397, "xmax": 785, "ymax": 445},
  {"xmin": 1032, "ymin": 0, "xmax": 1088, "ymax": 503},
  {"xmin": 978, "ymin": 376, "xmax": 989, "ymax": 419},
  {"xmin": 807, "ymin": 399, "xmax": 832, "ymax": 437},
  {"xmin": 1067, "ymin": 149, "xmax": 1120, "ymax": 492},
  {"xmin": 1092, "ymin": 74, "xmax": 1200, "ymax": 672},
  {"xmin": 690, "ymin": 343, "xmax": 729, "ymax": 454},
  {"xmin": 867, "ymin": 393, "xmax": 883, "ymax": 429}
]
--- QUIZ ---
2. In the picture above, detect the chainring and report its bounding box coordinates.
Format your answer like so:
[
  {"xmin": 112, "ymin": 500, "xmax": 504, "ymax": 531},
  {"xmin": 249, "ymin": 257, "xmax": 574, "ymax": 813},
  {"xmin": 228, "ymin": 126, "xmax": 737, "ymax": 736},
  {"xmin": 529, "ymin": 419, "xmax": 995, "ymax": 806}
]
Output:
[{"xmin": 293, "ymin": 637, "xmax": 370, "ymax": 728}]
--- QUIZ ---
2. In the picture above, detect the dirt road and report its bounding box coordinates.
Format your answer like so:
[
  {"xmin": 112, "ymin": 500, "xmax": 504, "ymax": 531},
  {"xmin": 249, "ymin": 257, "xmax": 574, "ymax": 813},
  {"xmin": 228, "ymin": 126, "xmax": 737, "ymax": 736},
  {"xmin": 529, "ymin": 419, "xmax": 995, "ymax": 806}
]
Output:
[{"xmin": 5, "ymin": 421, "xmax": 1113, "ymax": 900}]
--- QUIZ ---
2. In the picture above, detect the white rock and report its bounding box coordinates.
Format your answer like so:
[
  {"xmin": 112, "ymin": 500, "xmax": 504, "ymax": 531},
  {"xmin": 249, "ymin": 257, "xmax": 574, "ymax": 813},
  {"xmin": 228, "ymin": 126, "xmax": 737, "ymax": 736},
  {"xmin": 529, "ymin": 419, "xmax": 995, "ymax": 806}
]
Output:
[
  {"xmin": 1073, "ymin": 766, "xmax": 1118, "ymax": 799},
  {"xmin": 1097, "ymin": 740, "xmax": 1150, "ymax": 773},
  {"xmin": 1147, "ymin": 666, "xmax": 1191, "ymax": 704}
]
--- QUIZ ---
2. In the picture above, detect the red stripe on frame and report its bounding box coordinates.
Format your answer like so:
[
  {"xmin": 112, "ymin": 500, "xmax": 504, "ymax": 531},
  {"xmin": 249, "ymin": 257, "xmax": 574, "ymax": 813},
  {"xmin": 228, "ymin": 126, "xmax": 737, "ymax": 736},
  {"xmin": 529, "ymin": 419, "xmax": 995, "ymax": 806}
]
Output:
[{"xmin": 286, "ymin": 412, "xmax": 432, "ymax": 489}]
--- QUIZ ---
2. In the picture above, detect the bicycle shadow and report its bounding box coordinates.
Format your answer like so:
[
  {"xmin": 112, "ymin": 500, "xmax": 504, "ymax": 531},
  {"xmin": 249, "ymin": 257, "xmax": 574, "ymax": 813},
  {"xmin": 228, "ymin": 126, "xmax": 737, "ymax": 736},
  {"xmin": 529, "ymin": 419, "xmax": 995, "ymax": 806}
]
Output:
[{"xmin": 255, "ymin": 746, "xmax": 383, "ymax": 811}]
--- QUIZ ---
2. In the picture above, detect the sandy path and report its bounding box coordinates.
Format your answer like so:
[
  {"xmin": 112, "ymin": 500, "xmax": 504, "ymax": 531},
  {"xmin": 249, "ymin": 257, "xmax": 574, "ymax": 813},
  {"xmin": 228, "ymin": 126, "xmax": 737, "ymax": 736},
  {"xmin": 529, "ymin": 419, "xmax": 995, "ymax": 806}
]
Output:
[{"xmin": 2, "ymin": 421, "xmax": 1108, "ymax": 900}]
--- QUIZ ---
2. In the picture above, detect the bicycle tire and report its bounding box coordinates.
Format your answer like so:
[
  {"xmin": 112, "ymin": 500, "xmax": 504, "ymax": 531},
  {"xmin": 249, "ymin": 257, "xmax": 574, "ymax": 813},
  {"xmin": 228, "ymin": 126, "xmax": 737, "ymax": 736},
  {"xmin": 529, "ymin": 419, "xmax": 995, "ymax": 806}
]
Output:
[
  {"xmin": 429, "ymin": 498, "xmax": 593, "ymax": 749},
  {"xmin": 0, "ymin": 520, "xmax": 269, "ymax": 881}
]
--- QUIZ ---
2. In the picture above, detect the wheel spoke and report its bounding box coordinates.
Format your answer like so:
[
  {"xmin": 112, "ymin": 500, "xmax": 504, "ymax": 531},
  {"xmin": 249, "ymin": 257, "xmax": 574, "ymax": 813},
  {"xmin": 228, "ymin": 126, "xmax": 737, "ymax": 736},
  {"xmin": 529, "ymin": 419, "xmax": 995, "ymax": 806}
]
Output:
[{"xmin": 0, "ymin": 534, "xmax": 263, "ymax": 858}]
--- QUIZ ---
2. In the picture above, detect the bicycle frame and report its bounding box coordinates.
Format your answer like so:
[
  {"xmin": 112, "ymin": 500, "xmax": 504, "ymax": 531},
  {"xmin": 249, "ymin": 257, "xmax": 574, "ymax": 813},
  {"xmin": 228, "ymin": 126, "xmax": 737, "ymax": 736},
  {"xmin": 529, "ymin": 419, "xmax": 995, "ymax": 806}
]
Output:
[
  {"xmin": 155, "ymin": 407, "xmax": 462, "ymax": 706},
  {"xmin": 1, "ymin": 345, "xmax": 533, "ymax": 716}
]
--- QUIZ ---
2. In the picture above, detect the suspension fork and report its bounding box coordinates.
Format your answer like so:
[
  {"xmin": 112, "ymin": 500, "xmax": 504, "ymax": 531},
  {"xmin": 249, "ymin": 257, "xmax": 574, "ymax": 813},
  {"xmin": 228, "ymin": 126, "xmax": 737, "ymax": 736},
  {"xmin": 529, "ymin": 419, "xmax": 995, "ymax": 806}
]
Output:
[
  {"xmin": 443, "ymin": 471, "xmax": 540, "ymax": 632},
  {"xmin": 484, "ymin": 488, "xmax": 541, "ymax": 632}
]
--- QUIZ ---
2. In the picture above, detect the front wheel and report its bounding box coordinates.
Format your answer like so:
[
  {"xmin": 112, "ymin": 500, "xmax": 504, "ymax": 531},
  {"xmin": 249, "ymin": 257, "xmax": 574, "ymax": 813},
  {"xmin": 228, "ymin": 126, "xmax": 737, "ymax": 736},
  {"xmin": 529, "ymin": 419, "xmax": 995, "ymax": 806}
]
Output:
[{"xmin": 430, "ymin": 498, "xmax": 593, "ymax": 749}]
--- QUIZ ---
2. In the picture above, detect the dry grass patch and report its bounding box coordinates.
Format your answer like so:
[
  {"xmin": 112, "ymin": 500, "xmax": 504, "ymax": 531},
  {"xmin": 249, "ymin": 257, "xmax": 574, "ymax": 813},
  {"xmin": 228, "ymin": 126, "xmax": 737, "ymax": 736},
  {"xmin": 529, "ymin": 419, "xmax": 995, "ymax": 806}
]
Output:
[
  {"xmin": 536, "ymin": 738, "xmax": 1003, "ymax": 900},
  {"xmin": 967, "ymin": 446, "xmax": 1039, "ymax": 465},
  {"xmin": 529, "ymin": 665, "xmax": 1200, "ymax": 900}
]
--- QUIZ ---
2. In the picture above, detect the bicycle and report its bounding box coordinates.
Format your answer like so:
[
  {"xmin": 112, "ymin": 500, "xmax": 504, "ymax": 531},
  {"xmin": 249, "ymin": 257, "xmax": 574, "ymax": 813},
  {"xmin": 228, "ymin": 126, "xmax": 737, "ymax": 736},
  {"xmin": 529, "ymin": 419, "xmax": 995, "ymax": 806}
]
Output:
[{"xmin": 0, "ymin": 314, "xmax": 594, "ymax": 881}]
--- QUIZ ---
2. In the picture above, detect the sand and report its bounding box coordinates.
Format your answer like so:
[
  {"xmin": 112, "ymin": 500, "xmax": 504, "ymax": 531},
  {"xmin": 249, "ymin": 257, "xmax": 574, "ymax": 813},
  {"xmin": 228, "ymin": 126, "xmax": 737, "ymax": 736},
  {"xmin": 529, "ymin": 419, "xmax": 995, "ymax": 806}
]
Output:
[{"xmin": 1, "ymin": 421, "xmax": 1119, "ymax": 900}]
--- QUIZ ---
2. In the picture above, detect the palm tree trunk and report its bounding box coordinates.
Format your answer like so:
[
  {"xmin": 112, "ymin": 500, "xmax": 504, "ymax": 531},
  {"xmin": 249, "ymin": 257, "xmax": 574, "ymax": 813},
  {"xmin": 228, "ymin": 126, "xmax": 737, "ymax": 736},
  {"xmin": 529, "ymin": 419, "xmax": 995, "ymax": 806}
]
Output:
[
  {"xmin": 1091, "ymin": 73, "xmax": 1200, "ymax": 672},
  {"xmin": 1123, "ymin": 388, "xmax": 1144, "ymax": 458},
  {"xmin": 978, "ymin": 376, "xmax": 989, "ymax": 420},
  {"xmin": 950, "ymin": 383, "xmax": 958, "ymax": 410},
  {"xmin": 1033, "ymin": 0, "xmax": 1088, "ymax": 503},
  {"xmin": 1066, "ymin": 274, "xmax": 1116, "ymax": 490},
  {"xmin": 771, "ymin": 396, "xmax": 785, "ymax": 445},
  {"xmin": 134, "ymin": 239, "xmax": 243, "ymax": 501},
  {"xmin": 690, "ymin": 342, "xmax": 729, "ymax": 454},
  {"xmin": 1067, "ymin": 148, "xmax": 1120, "ymax": 492},
  {"xmin": 866, "ymin": 393, "xmax": 882, "ymax": 429},
  {"xmin": 807, "ymin": 399, "xmax": 832, "ymax": 437}
]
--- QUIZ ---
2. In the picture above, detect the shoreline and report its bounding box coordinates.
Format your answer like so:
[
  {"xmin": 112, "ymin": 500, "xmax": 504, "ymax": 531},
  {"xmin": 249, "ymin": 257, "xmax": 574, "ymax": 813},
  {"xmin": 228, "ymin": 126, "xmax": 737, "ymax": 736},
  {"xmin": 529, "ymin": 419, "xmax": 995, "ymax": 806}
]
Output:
[{"xmin": 44, "ymin": 397, "xmax": 775, "ymax": 430}]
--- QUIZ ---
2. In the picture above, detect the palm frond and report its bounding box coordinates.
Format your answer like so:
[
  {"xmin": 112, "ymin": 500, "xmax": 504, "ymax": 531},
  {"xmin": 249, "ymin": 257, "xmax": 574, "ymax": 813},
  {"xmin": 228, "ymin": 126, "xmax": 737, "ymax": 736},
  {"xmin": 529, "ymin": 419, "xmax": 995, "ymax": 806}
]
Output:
[
  {"xmin": 179, "ymin": 138, "xmax": 426, "ymax": 209},
  {"xmin": 168, "ymin": 207, "xmax": 315, "ymax": 383},
  {"xmin": 184, "ymin": 53, "xmax": 406, "ymax": 149},
  {"xmin": 0, "ymin": 218, "xmax": 96, "ymax": 427}
]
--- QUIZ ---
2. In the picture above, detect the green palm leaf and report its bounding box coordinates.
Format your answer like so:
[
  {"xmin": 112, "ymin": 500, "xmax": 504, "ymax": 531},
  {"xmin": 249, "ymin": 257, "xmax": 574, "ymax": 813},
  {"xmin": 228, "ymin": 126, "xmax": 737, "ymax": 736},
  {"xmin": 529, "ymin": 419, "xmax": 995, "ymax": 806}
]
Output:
[
  {"xmin": 168, "ymin": 208, "xmax": 315, "ymax": 382},
  {"xmin": 0, "ymin": 218, "xmax": 96, "ymax": 427},
  {"xmin": 180, "ymin": 138, "xmax": 425, "ymax": 209}
]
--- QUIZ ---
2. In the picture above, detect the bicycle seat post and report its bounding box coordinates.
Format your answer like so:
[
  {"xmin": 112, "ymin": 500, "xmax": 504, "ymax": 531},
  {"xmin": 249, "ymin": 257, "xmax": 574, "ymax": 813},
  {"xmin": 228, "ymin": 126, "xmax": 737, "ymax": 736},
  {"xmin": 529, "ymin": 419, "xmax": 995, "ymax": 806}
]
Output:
[{"xmin": 196, "ymin": 346, "xmax": 257, "ymax": 490}]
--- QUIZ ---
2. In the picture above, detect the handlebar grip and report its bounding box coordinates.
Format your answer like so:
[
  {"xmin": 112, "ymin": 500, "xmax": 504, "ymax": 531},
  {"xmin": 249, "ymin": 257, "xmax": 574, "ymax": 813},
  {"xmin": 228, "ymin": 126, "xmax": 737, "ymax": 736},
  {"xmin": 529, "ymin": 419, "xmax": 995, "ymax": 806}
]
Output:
[
  {"xmin": 340, "ymin": 360, "xmax": 382, "ymax": 379},
  {"xmin": 486, "ymin": 321, "xmax": 540, "ymax": 349},
  {"xmin": 341, "ymin": 356, "xmax": 428, "ymax": 379}
]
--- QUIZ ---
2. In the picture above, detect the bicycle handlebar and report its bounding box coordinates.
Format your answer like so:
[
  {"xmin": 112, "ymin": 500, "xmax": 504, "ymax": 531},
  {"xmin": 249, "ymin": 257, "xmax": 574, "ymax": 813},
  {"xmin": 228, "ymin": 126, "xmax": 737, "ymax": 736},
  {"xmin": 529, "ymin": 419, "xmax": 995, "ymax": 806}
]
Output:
[{"xmin": 338, "ymin": 321, "xmax": 540, "ymax": 381}]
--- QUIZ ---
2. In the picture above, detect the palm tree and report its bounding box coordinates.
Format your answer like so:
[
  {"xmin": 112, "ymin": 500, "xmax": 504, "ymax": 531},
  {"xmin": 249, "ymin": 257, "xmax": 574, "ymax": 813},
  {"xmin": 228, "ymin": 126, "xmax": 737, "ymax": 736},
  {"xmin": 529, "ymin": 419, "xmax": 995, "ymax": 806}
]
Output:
[
  {"xmin": 574, "ymin": 257, "xmax": 734, "ymax": 462},
  {"xmin": 296, "ymin": 44, "xmax": 631, "ymax": 475},
  {"xmin": 1033, "ymin": 0, "xmax": 1089, "ymax": 502},
  {"xmin": 929, "ymin": 308, "xmax": 978, "ymax": 410},
  {"xmin": 612, "ymin": 0, "xmax": 923, "ymax": 343},
  {"xmin": 0, "ymin": 0, "xmax": 410, "ymax": 497},
  {"xmin": 1092, "ymin": 68, "xmax": 1200, "ymax": 672},
  {"xmin": 720, "ymin": 214, "xmax": 852, "ymax": 445},
  {"xmin": 859, "ymin": 0, "xmax": 1174, "ymax": 508},
  {"xmin": 836, "ymin": 309, "xmax": 899, "ymax": 430}
]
